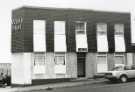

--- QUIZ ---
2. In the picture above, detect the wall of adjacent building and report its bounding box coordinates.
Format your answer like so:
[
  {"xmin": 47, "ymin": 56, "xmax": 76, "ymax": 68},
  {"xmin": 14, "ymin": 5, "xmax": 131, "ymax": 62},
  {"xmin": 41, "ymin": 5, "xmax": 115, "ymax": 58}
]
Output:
[{"xmin": 11, "ymin": 53, "xmax": 32, "ymax": 85}]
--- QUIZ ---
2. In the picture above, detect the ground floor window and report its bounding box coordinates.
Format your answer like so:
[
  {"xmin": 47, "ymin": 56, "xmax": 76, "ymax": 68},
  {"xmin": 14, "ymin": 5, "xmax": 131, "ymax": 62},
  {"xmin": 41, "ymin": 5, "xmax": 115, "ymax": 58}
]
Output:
[
  {"xmin": 97, "ymin": 53, "xmax": 108, "ymax": 72},
  {"xmin": 54, "ymin": 53, "xmax": 66, "ymax": 74},
  {"xmin": 114, "ymin": 53, "xmax": 125, "ymax": 66},
  {"xmin": 33, "ymin": 53, "xmax": 46, "ymax": 74},
  {"xmin": 55, "ymin": 53, "xmax": 65, "ymax": 65}
]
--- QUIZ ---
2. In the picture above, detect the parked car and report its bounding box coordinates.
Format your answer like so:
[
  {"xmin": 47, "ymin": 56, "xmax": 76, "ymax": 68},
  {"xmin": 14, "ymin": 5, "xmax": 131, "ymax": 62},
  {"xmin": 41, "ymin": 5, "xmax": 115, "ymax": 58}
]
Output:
[
  {"xmin": 0, "ymin": 73, "xmax": 11, "ymax": 86},
  {"xmin": 93, "ymin": 64, "xmax": 125, "ymax": 79},
  {"xmin": 104, "ymin": 65, "xmax": 135, "ymax": 83}
]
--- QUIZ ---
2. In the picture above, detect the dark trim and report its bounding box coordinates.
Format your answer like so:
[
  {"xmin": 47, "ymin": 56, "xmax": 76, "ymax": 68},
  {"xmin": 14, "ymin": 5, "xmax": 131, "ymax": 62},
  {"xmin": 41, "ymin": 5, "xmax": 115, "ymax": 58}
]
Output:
[
  {"xmin": 107, "ymin": 23, "xmax": 115, "ymax": 53},
  {"xmin": 124, "ymin": 23, "xmax": 132, "ymax": 52},
  {"xmin": 11, "ymin": 84, "xmax": 31, "ymax": 87},
  {"xmin": 77, "ymin": 53, "xmax": 86, "ymax": 77},
  {"xmin": 46, "ymin": 20, "xmax": 54, "ymax": 52},
  {"xmin": 87, "ymin": 22, "xmax": 97, "ymax": 52},
  {"xmin": 32, "ymin": 78, "xmax": 74, "ymax": 85},
  {"xmin": 66, "ymin": 21, "xmax": 76, "ymax": 52}
]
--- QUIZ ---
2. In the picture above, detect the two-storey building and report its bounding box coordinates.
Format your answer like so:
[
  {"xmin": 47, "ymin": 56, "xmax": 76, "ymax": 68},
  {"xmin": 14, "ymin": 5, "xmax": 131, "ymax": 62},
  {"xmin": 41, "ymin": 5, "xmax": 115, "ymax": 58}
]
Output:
[{"xmin": 11, "ymin": 6, "xmax": 135, "ymax": 85}]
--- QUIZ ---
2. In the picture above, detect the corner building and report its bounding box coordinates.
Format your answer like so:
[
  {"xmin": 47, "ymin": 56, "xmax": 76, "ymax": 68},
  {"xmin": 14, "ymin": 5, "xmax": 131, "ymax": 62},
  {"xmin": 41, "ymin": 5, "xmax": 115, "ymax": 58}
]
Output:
[{"xmin": 11, "ymin": 6, "xmax": 135, "ymax": 85}]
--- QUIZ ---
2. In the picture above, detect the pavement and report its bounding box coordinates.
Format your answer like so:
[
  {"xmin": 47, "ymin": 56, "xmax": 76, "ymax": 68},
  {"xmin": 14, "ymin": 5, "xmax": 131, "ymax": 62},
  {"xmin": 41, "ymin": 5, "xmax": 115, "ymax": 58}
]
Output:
[{"xmin": 0, "ymin": 78, "xmax": 106, "ymax": 92}]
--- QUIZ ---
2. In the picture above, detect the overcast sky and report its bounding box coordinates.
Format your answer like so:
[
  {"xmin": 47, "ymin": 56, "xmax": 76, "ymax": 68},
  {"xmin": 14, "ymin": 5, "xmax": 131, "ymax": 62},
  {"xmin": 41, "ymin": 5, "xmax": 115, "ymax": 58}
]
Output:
[{"xmin": 0, "ymin": 0, "xmax": 135, "ymax": 63}]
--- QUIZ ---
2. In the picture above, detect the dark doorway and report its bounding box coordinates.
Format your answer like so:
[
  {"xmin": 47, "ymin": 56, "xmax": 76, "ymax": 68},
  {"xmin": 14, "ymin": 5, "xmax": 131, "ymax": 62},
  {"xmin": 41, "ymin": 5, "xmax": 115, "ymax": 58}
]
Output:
[{"xmin": 77, "ymin": 53, "xmax": 86, "ymax": 77}]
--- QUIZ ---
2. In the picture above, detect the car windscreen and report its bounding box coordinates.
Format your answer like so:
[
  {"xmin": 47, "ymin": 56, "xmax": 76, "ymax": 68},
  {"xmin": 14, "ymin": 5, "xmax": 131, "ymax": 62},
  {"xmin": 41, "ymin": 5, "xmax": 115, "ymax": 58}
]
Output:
[{"xmin": 112, "ymin": 66, "xmax": 124, "ymax": 71}]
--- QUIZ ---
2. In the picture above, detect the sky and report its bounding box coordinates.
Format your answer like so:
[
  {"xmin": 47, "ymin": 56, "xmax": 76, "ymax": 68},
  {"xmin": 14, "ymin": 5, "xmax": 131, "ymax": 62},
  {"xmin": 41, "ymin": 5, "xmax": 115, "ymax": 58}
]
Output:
[{"xmin": 0, "ymin": 0, "xmax": 135, "ymax": 63}]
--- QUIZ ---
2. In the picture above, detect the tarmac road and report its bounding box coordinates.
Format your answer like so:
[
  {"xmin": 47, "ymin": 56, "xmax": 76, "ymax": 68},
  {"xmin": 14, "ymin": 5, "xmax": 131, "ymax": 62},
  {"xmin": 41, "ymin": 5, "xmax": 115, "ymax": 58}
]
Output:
[{"xmin": 24, "ymin": 80, "xmax": 135, "ymax": 92}]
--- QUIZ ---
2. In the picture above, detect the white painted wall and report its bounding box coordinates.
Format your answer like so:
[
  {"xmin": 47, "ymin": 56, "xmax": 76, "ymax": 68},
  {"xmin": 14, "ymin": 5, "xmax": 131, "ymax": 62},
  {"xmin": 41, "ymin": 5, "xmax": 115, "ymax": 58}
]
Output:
[
  {"xmin": 54, "ymin": 65, "xmax": 66, "ymax": 74},
  {"xmin": 54, "ymin": 21, "xmax": 66, "ymax": 52},
  {"xmin": 12, "ymin": 53, "xmax": 32, "ymax": 85},
  {"xmin": 33, "ymin": 20, "xmax": 46, "ymax": 52}
]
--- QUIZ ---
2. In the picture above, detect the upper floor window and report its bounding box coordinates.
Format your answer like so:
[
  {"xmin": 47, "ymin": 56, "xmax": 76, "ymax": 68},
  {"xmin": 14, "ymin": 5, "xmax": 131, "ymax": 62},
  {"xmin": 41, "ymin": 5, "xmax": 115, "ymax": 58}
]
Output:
[
  {"xmin": 33, "ymin": 20, "xmax": 46, "ymax": 52},
  {"xmin": 75, "ymin": 22, "xmax": 86, "ymax": 34},
  {"xmin": 114, "ymin": 24, "xmax": 124, "ymax": 35},
  {"xmin": 54, "ymin": 21, "xmax": 66, "ymax": 52},
  {"xmin": 97, "ymin": 23, "xmax": 108, "ymax": 52},
  {"xmin": 54, "ymin": 21, "xmax": 65, "ymax": 35},
  {"xmin": 97, "ymin": 23, "xmax": 107, "ymax": 35}
]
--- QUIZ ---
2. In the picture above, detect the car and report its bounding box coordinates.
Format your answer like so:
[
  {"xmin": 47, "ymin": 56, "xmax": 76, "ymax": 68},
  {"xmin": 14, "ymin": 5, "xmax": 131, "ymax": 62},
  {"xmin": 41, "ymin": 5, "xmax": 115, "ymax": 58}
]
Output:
[
  {"xmin": 104, "ymin": 65, "xmax": 135, "ymax": 83},
  {"xmin": 0, "ymin": 73, "xmax": 11, "ymax": 86}
]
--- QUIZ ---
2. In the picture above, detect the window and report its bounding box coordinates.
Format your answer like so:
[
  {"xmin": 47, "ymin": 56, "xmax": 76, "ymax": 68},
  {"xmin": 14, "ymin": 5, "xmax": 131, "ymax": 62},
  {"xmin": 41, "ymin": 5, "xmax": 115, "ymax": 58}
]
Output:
[
  {"xmin": 115, "ymin": 24, "xmax": 124, "ymax": 35},
  {"xmin": 97, "ymin": 53, "xmax": 108, "ymax": 72},
  {"xmin": 34, "ymin": 53, "xmax": 45, "ymax": 66},
  {"xmin": 75, "ymin": 21, "xmax": 88, "ymax": 52},
  {"xmin": 114, "ymin": 24, "xmax": 125, "ymax": 52},
  {"xmin": 33, "ymin": 53, "xmax": 46, "ymax": 74},
  {"xmin": 54, "ymin": 21, "xmax": 66, "ymax": 52},
  {"xmin": 114, "ymin": 53, "xmax": 125, "ymax": 66},
  {"xmin": 33, "ymin": 20, "xmax": 46, "ymax": 52},
  {"xmin": 131, "ymin": 65, "xmax": 135, "ymax": 70},
  {"xmin": 97, "ymin": 23, "xmax": 108, "ymax": 52},
  {"xmin": 75, "ymin": 22, "xmax": 86, "ymax": 34},
  {"xmin": 97, "ymin": 23, "xmax": 107, "ymax": 35},
  {"xmin": 55, "ymin": 53, "xmax": 65, "ymax": 65},
  {"xmin": 54, "ymin": 21, "xmax": 65, "ymax": 35},
  {"xmin": 124, "ymin": 66, "xmax": 132, "ymax": 70}
]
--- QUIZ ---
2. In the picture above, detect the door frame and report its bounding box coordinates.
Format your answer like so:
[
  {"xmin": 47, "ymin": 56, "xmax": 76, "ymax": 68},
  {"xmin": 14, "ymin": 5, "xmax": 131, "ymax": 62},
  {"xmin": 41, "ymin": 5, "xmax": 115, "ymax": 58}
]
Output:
[{"xmin": 77, "ymin": 52, "xmax": 86, "ymax": 77}]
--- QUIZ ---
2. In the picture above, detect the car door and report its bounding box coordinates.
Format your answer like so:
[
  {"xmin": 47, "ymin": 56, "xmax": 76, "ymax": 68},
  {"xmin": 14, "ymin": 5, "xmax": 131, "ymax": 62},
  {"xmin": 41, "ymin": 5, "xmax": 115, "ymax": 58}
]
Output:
[
  {"xmin": 125, "ymin": 66, "xmax": 135, "ymax": 78},
  {"xmin": 131, "ymin": 65, "xmax": 135, "ymax": 78}
]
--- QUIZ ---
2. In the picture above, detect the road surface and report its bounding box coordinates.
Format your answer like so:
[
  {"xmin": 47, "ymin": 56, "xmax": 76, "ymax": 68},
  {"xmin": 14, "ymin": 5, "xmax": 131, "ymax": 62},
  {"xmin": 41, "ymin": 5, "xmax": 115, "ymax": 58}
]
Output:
[{"xmin": 20, "ymin": 80, "xmax": 135, "ymax": 92}]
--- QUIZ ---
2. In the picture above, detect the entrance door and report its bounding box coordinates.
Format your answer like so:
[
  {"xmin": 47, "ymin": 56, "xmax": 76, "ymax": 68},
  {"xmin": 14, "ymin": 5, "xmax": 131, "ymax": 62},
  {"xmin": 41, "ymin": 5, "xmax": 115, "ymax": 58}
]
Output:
[{"xmin": 77, "ymin": 53, "xmax": 86, "ymax": 77}]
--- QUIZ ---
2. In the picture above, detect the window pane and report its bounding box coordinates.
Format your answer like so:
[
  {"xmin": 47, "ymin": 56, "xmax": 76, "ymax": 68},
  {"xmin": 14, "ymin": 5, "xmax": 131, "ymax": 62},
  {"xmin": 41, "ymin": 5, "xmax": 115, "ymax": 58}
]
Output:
[
  {"xmin": 115, "ymin": 24, "xmax": 124, "ymax": 35},
  {"xmin": 55, "ymin": 56, "xmax": 65, "ymax": 65},
  {"xmin": 97, "ymin": 23, "xmax": 107, "ymax": 34},
  {"xmin": 115, "ymin": 35, "xmax": 125, "ymax": 52},
  {"xmin": 115, "ymin": 56, "xmax": 124, "ymax": 64},
  {"xmin": 34, "ymin": 54, "xmax": 45, "ymax": 65},
  {"xmin": 54, "ymin": 21, "xmax": 65, "ymax": 35},
  {"xmin": 55, "ymin": 35, "xmax": 66, "ymax": 52},
  {"xmin": 55, "ymin": 54, "xmax": 65, "ymax": 65},
  {"xmin": 75, "ymin": 22, "xmax": 85, "ymax": 34},
  {"xmin": 97, "ymin": 56, "xmax": 108, "ymax": 72},
  {"xmin": 33, "ymin": 20, "xmax": 46, "ymax": 52}
]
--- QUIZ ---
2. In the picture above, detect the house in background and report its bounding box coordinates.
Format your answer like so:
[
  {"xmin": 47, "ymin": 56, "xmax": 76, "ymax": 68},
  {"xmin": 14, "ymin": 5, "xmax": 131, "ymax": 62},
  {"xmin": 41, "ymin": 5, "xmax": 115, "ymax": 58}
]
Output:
[
  {"xmin": 11, "ymin": 6, "xmax": 135, "ymax": 85},
  {"xmin": 0, "ymin": 63, "xmax": 11, "ymax": 76}
]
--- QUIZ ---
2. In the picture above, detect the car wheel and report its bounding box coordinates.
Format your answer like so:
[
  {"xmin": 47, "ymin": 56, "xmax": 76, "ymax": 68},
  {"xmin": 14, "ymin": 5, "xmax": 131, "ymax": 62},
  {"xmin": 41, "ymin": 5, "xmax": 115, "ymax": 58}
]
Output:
[{"xmin": 120, "ymin": 75, "xmax": 128, "ymax": 83}]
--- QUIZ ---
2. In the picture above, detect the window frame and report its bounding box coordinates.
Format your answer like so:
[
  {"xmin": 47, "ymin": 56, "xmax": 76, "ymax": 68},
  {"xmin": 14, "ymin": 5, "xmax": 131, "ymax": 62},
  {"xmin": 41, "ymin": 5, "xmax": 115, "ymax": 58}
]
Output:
[
  {"xmin": 96, "ymin": 53, "xmax": 108, "ymax": 72},
  {"xmin": 114, "ymin": 24, "xmax": 124, "ymax": 35},
  {"xmin": 114, "ymin": 53, "xmax": 125, "ymax": 65},
  {"xmin": 75, "ymin": 21, "xmax": 86, "ymax": 34},
  {"xmin": 97, "ymin": 23, "xmax": 107, "ymax": 35},
  {"xmin": 54, "ymin": 53, "xmax": 66, "ymax": 65},
  {"xmin": 33, "ymin": 52, "xmax": 46, "ymax": 66}
]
